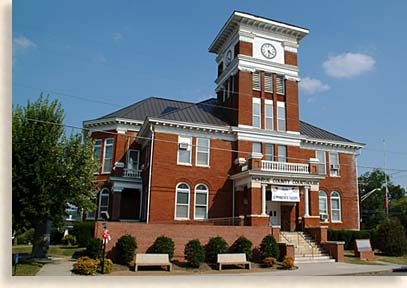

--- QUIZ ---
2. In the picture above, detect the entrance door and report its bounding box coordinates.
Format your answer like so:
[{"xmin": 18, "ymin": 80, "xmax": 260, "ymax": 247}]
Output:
[{"xmin": 266, "ymin": 201, "xmax": 281, "ymax": 227}]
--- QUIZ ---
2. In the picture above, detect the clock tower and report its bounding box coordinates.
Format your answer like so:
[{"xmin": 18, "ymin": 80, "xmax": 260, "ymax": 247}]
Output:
[{"xmin": 209, "ymin": 11, "xmax": 309, "ymax": 135}]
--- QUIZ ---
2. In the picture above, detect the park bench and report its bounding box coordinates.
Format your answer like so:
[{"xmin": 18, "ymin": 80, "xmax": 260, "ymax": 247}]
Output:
[
  {"xmin": 217, "ymin": 253, "xmax": 251, "ymax": 271},
  {"xmin": 134, "ymin": 253, "xmax": 172, "ymax": 272}
]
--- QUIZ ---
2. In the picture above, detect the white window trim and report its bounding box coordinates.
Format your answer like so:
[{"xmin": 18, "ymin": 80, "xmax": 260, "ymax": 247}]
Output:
[
  {"xmin": 98, "ymin": 188, "xmax": 110, "ymax": 219},
  {"xmin": 175, "ymin": 183, "xmax": 190, "ymax": 220},
  {"xmin": 196, "ymin": 138, "xmax": 210, "ymax": 167},
  {"xmin": 264, "ymin": 99, "xmax": 274, "ymax": 130},
  {"xmin": 329, "ymin": 152, "xmax": 341, "ymax": 177},
  {"xmin": 194, "ymin": 184, "xmax": 209, "ymax": 220},
  {"xmin": 278, "ymin": 145, "xmax": 287, "ymax": 163},
  {"xmin": 264, "ymin": 143, "xmax": 274, "ymax": 161},
  {"xmin": 177, "ymin": 136, "xmax": 192, "ymax": 166},
  {"xmin": 127, "ymin": 149, "xmax": 140, "ymax": 170},
  {"xmin": 319, "ymin": 190, "xmax": 328, "ymax": 222},
  {"xmin": 252, "ymin": 97, "xmax": 261, "ymax": 128},
  {"xmin": 252, "ymin": 71, "xmax": 261, "ymax": 91},
  {"xmin": 330, "ymin": 191, "xmax": 342, "ymax": 222},
  {"xmin": 102, "ymin": 138, "xmax": 114, "ymax": 174},
  {"xmin": 277, "ymin": 101, "xmax": 286, "ymax": 132},
  {"xmin": 316, "ymin": 150, "xmax": 327, "ymax": 175},
  {"xmin": 93, "ymin": 139, "xmax": 102, "ymax": 174}
]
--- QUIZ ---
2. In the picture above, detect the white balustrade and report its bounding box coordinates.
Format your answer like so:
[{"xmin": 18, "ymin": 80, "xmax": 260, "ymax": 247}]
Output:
[
  {"xmin": 261, "ymin": 160, "xmax": 309, "ymax": 174},
  {"xmin": 122, "ymin": 168, "xmax": 142, "ymax": 178}
]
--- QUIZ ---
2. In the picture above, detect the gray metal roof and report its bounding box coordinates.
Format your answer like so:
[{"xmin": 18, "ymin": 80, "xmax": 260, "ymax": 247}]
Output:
[
  {"xmin": 299, "ymin": 120, "xmax": 355, "ymax": 143},
  {"xmin": 94, "ymin": 97, "xmax": 358, "ymax": 144}
]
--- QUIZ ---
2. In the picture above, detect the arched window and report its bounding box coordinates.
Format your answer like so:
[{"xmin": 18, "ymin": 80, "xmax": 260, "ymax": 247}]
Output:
[
  {"xmin": 194, "ymin": 184, "xmax": 209, "ymax": 220},
  {"xmin": 98, "ymin": 188, "xmax": 110, "ymax": 219},
  {"xmin": 319, "ymin": 191, "xmax": 328, "ymax": 222},
  {"xmin": 175, "ymin": 183, "xmax": 190, "ymax": 219},
  {"xmin": 331, "ymin": 191, "xmax": 341, "ymax": 222}
]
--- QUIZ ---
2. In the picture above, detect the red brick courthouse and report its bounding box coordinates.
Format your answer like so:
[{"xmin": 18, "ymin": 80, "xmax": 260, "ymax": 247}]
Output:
[{"xmin": 84, "ymin": 11, "xmax": 363, "ymax": 262}]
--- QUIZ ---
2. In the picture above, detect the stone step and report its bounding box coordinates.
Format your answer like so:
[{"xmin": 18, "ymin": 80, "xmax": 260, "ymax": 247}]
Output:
[
  {"xmin": 295, "ymin": 253, "xmax": 328, "ymax": 257},
  {"xmin": 294, "ymin": 258, "xmax": 336, "ymax": 264}
]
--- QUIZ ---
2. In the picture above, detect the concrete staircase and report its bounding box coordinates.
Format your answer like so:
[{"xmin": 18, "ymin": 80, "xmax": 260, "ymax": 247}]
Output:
[{"xmin": 280, "ymin": 231, "xmax": 335, "ymax": 264}]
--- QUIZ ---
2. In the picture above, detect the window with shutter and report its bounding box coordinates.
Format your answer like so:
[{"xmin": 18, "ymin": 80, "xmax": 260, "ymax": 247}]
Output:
[
  {"xmin": 276, "ymin": 75, "xmax": 285, "ymax": 95},
  {"xmin": 264, "ymin": 73, "xmax": 273, "ymax": 93},
  {"xmin": 252, "ymin": 71, "xmax": 261, "ymax": 91}
]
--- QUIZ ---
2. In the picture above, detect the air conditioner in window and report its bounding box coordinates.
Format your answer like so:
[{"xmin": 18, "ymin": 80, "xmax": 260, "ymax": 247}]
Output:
[
  {"xmin": 330, "ymin": 164, "xmax": 340, "ymax": 170},
  {"xmin": 320, "ymin": 214, "xmax": 328, "ymax": 222},
  {"xmin": 179, "ymin": 143, "xmax": 189, "ymax": 150}
]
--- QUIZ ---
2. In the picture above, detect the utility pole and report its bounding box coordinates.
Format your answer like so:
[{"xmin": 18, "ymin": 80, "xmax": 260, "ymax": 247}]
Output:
[{"xmin": 383, "ymin": 139, "xmax": 389, "ymax": 218}]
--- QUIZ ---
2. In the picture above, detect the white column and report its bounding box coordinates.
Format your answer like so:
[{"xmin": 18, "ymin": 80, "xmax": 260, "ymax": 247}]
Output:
[
  {"xmin": 304, "ymin": 186, "xmax": 310, "ymax": 217},
  {"xmin": 262, "ymin": 184, "xmax": 267, "ymax": 215}
]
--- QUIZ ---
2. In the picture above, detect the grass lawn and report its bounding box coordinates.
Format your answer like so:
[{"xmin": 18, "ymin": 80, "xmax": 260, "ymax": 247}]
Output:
[
  {"xmin": 344, "ymin": 250, "xmax": 407, "ymax": 266},
  {"xmin": 13, "ymin": 263, "xmax": 43, "ymax": 276}
]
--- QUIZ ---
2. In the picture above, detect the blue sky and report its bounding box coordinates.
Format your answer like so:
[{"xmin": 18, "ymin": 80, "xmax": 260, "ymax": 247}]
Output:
[{"xmin": 12, "ymin": 0, "xmax": 407, "ymax": 188}]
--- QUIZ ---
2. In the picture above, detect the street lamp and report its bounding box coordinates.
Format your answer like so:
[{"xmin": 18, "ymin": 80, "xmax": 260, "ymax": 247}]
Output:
[
  {"xmin": 101, "ymin": 211, "xmax": 110, "ymax": 274},
  {"xmin": 360, "ymin": 188, "xmax": 382, "ymax": 202}
]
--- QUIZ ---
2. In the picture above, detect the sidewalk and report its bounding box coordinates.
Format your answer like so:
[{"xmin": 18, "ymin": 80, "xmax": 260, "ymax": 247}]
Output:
[{"xmin": 36, "ymin": 257, "xmax": 403, "ymax": 277}]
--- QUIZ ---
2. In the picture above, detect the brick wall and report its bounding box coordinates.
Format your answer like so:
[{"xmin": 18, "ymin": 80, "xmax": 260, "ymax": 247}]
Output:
[
  {"xmin": 96, "ymin": 221, "xmax": 271, "ymax": 260},
  {"xmin": 284, "ymin": 51, "xmax": 298, "ymax": 66}
]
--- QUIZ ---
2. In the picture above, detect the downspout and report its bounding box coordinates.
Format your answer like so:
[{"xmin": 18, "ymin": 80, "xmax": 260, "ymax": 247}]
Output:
[
  {"xmin": 232, "ymin": 182, "xmax": 235, "ymax": 221},
  {"xmin": 355, "ymin": 152, "xmax": 361, "ymax": 230},
  {"xmin": 146, "ymin": 124, "xmax": 155, "ymax": 224}
]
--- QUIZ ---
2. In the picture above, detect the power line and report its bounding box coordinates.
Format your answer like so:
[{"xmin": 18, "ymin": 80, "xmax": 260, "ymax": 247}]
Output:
[{"xmin": 14, "ymin": 116, "xmax": 407, "ymax": 173}]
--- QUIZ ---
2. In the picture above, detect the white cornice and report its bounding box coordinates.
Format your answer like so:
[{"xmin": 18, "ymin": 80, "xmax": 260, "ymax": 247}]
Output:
[
  {"xmin": 233, "ymin": 126, "xmax": 302, "ymax": 147},
  {"xmin": 83, "ymin": 117, "xmax": 143, "ymax": 128}
]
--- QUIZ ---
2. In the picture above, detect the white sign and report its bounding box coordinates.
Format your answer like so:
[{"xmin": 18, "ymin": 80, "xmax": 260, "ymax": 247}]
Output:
[{"xmin": 272, "ymin": 186, "xmax": 300, "ymax": 202}]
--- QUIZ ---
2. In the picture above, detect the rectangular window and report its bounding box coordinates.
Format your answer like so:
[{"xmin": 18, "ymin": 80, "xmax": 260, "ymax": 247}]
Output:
[
  {"xmin": 93, "ymin": 139, "xmax": 102, "ymax": 173},
  {"xmin": 252, "ymin": 98, "xmax": 261, "ymax": 128},
  {"xmin": 178, "ymin": 136, "xmax": 192, "ymax": 165},
  {"xmin": 196, "ymin": 138, "xmax": 210, "ymax": 167},
  {"xmin": 102, "ymin": 138, "xmax": 114, "ymax": 174},
  {"xmin": 278, "ymin": 145, "xmax": 287, "ymax": 162},
  {"xmin": 316, "ymin": 151, "xmax": 326, "ymax": 175},
  {"xmin": 252, "ymin": 71, "xmax": 261, "ymax": 91},
  {"xmin": 329, "ymin": 152, "xmax": 340, "ymax": 177},
  {"xmin": 265, "ymin": 144, "xmax": 274, "ymax": 161},
  {"xmin": 127, "ymin": 150, "xmax": 139, "ymax": 170},
  {"xmin": 277, "ymin": 101, "xmax": 286, "ymax": 132},
  {"xmin": 276, "ymin": 75, "xmax": 285, "ymax": 95},
  {"xmin": 265, "ymin": 100, "xmax": 274, "ymax": 130},
  {"xmin": 252, "ymin": 142, "xmax": 262, "ymax": 154},
  {"xmin": 264, "ymin": 73, "xmax": 273, "ymax": 93},
  {"xmin": 175, "ymin": 186, "xmax": 190, "ymax": 219}
]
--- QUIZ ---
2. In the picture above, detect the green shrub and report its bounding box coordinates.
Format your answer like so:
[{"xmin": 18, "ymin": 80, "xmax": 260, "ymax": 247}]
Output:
[
  {"xmin": 152, "ymin": 235, "xmax": 175, "ymax": 260},
  {"xmin": 230, "ymin": 236, "xmax": 253, "ymax": 260},
  {"xmin": 96, "ymin": 258, "xmax": 113, "ymax": 274},
  {"xmin": 282, "ymin": 256, "xmax": 295, "ymax": 270},
  {"xmin": 61, "ymin": 234, "xmax": 77, "ymax": 246},
  {"xmin": 72, "ymin": 256, "xmax": 98, "ymax": 275},
  {"xmin": 116, "ymin": 234, "xmax": 137, "ymax": 265},
  {"xmin": 376, "ymin": 218, "xmax": 407, "ymax": 256},
  {"xmin": 184, "ymin": 239, "xmax": 205, "ymax": 268},
  {"xmin": 72, "ymin": 221, "xmax": 95, "ymax": 247},
  {"xmin": 16, "ymin": 228, "xmax": 35, "ymax": 245},
  {"xmin": 84, "ymin": 238, "xmax": 103, "ymax": 259},
  {"xmin": 205, "ymin": 236, "xmax": 228, "ymax": 263},
  {"xmin": 260, "ymin": 234, "xmax": 279, "ymax": 260},
  {"xmin": 263, "ymin": 257, "xmax": 277, "ymax": 267},
  {"xmin": 328, "ymin": 229, "xmax": 373, "ymax": 250}
]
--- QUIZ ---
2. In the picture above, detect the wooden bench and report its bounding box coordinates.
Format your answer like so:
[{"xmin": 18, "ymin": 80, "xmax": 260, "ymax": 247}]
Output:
[
  {"xmin": 217, "ymin": 253, "xmax": 251, "ymax": 271},
  {"xmin": 134, "ymin": 253, "xmax": 172, "ymax": 272}
]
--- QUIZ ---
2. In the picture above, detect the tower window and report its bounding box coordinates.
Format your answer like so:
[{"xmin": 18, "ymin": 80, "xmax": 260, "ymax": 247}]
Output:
[
  {"xmin": 264, "ymin": 73, "xmax": 273, "ymax": 93},
  {"xmin": 276, "ymin": 75, "xmax": 285, "ymax": 95},
  {"xmin": 252, "ymin": 71, "xmax": 261, "ymax": 91}
]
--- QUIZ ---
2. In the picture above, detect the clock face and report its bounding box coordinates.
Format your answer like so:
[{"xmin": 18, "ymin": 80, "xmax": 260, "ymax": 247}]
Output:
[
  {"xmin": 261, "ymin": 43, "xmax": 277, "ymax": 59},
  {"xmin": 226, "ymin": 50, "xmax": 232, "ymax": 65}
]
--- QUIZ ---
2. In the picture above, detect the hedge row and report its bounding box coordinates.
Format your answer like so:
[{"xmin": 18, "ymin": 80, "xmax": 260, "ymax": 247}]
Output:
[{"xmin": 328, "ymin": 229, "xmax": 374, "ymax": 250}]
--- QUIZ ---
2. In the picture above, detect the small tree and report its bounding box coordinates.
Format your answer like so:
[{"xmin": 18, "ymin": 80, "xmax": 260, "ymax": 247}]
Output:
[
  {"xmin": 260, "ymin": 235, "xmax": 279, "ymax": 260},
  {"xmin": 377, "ymin": 218, "xmax": 407, "ymax": 256},
  {"xmin": 116, "ymin": 234, "xmax": 137, "ymax": 265},
  {"xmin": 205, "ymin": 236, "xmax": 228, "ymax": 263},
  {"xmin": 152, "ymin": 235, "xmax": 175, "ymax": 260},
  {"xmin": 230, "ymin": 236, "xmax": 253, "ymax": 260},
  {"xmin": 184, "ymin": 239, "xmax": 205, "ymax": 268}
]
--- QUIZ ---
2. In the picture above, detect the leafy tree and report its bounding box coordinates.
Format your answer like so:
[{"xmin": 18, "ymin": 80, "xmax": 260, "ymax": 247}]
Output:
[
  {"xmin": 13, "ymin": 95, "xmax": 98, "ymax": 258},
  {"xmin": 359, "ymin": 169, "xmax": 406, "ymax": 230}
]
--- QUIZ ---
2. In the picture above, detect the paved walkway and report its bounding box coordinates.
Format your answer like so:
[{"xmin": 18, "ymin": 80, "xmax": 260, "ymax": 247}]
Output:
[{"xmin": 36, "ymin": 257, "xmax": 404, "ymax": 277}]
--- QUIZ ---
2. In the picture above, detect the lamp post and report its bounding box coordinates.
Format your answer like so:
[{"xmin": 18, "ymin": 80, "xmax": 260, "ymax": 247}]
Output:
[{"xmin": 101, "ymin": 211, "xmax": 110, "ymax": 274}]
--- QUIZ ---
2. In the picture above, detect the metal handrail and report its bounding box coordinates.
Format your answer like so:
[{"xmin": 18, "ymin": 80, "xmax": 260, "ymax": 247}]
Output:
[
  {"xmin": 299, "ymin": 233, "xmax": 315, "ymax": 258},
  {"xmin": 280, "ymin": 232, "xmax": 293, "ymax": 246}
]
